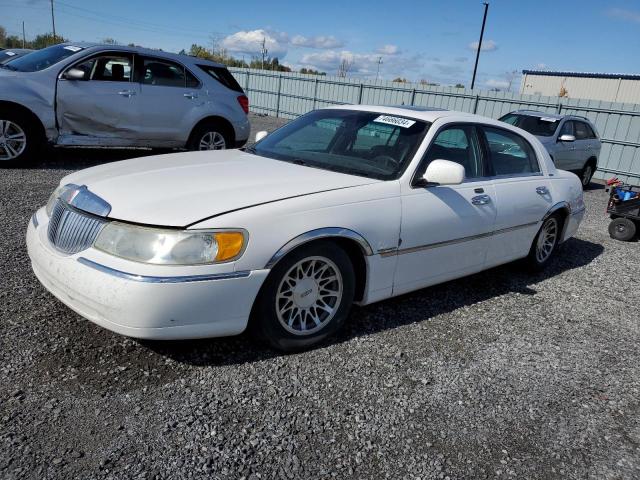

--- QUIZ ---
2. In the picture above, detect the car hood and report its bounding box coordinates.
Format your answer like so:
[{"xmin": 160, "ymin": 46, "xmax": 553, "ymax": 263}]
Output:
[{"xmin": 61, "ymin": 149, "xmax": 380, "ymax": 227}]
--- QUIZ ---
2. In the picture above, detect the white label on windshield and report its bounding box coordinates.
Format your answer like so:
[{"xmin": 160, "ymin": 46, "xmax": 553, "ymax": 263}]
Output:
[
  {"xmin": 6, "ymin": 52, "xmax": 16, "ymax": 56},
  {"xmin": 373, "ymin": 115, "xmax": 416, "ymax": 128},
  {"xmin": 64, "ymin": 46, "xmax": 83, "ymax": 52},
  {"xmin": 540, "ymin": 117, "xmax": 558, "ymax": 123}
]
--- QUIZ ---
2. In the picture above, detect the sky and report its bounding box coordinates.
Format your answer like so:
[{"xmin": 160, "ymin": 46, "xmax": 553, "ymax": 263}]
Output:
[{"xmin": 2, "ymin": 0, "xmax": 640, "ymax": 89}]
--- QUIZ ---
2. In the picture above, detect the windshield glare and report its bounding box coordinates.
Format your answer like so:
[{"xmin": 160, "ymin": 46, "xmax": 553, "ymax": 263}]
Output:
[
  {"xmin": 2, "ymin": 45, "xmax": 84, "ymax": 72},
  {"xmin": 500, "ymin": 113, "xmax": 559, "ymax": 137},
  {"xmin": 251, "ymin": 110, "xmax": 430, "ymax": 180}
]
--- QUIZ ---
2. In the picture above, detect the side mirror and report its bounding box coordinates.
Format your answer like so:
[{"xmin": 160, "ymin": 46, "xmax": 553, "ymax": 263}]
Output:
[
  {"xmin": 558, "ymin": 134, "xmax": 575, "ymax": 142},
  {"xmin": 62, "ymin": 68, "xmax": 86, "ymax": 80},
  {"xmin": 255, "ymin": 130, "xmax": 268, "ymax": 143},
  {"xmin": 421, "ymin": 159, "xmax": 465, "ymax": 186}
]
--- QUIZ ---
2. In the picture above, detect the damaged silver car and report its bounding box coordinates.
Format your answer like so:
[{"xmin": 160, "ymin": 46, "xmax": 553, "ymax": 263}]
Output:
[{"xmin": 0, "ymin": 43, "xmax": 250, "ymax": 165}]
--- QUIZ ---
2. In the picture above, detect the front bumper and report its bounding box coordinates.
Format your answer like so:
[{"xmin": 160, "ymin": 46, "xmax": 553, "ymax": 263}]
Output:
[{"xmin": 26, "ymin": 211, "xmax": 269, "ymax": 340}]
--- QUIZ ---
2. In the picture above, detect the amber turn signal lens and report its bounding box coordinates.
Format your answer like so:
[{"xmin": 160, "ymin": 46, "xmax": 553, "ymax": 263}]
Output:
[{"xmin": 214, "ymin": 232, "xmax": 245, "ymax": 261}]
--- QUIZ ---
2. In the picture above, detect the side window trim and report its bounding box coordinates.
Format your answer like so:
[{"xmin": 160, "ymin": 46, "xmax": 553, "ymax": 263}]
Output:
[
  {"xmin": 411, "ymin": 122, "xmax": 489, "ymax": 187},
  {"xmin": 478, "ymin": 124, "xmax": 543, "ymax": 178},
  {"xmin": 136, "ymin": 54, "xmax": 202, "ymax": 89}
]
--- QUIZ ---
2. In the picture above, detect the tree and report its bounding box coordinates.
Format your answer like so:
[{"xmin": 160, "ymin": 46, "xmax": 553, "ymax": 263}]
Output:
[
  {"xmin": 0, "ymin": 26, "xmax": 6, "ymax": 46},
  {"xmin": 392, "ymin": 77, "xmax": 408, "ymax": 83},
  {"xmin": 101, "ymin": 37, "xmax": 118, "ymax": 45},
  {"xmin": 300, "ymin": 67, "xmax": 326, "ymax": 76},
  {"xmin": 454, "ymin": 83, "xmax": 465, "ymax": 89},
  {"xmin": 337, "ymin": 58, "xmax": 352, "ymax": 78}
]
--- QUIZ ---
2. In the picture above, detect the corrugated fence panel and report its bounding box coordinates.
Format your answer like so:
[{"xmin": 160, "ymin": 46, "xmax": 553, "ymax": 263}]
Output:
[{"xmin": 230, "ymin": 67, "xmax": 640, "ymax": 183}]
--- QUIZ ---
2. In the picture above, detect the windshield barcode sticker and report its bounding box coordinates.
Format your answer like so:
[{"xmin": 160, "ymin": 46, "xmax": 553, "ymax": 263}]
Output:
[
  {"xmin": 373, "ymin": 115, "xmax": 416, "ymax": 128},
  {"xmin": 540, "ymin": 117, "xmax": 558, "ymax": 122}
]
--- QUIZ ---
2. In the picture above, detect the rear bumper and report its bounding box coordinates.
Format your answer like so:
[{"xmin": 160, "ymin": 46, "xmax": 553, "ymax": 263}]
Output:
[{"xmin": 27, "ymin": 211, "xmax": 268, "ymax": 340}]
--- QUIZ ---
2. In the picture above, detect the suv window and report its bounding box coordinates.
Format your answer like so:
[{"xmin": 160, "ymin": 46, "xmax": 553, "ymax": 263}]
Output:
[
  {"xmin": 574, "ymin": 121, "xmax": 590, "ymax": 140},
  {"xmin": 197, "ymin": 65, "xmax": 244, "ymax": 93},
  {"xmin": 559, "ymin": 120, "xmax": 574, "ymax": 137},
  {"xmin": 73, "ymin": 54, "xmax": 133, "ymax": 82},
  {"xmin": 582, "ymin": 122, "xmax": 597, "ymax": 139},
  {"xmin": 140, "ymin": 57, "xmax": 199, "ymax": 88},
  {"xmin": 483, "ymin": 127, "xmax": 540, "ymax": 176},
  {"xmin": 417, "ymin": 126, "xmax": 484, "ymax": 179}
]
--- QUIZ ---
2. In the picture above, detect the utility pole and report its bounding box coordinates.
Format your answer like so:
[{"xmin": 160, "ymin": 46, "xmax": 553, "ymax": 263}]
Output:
[
  {"xmin": 375, "ymin": 56, "xmax": 383, "ymax": 81},
  {"xmin": 50, "ymin": 0, "xmax": 57, "ymax": 44},
  {"xmin": 22, "ymin": 21, "xmax": 26, "ymax": 48},
  {"xmin": 260, "ymin": 37, "xmax": 268, "ymax": 70},
  {"xmin": 471, "ymin": 1, "xmax": 489, "ymax": 90}
]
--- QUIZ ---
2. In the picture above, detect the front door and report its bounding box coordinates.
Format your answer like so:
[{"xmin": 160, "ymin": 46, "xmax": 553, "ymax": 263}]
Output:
[
  {"xmin": 553, "ymin": 120, "xmax": 580, "ymax": 171},
  {"xmin": 480, "ymin": 125, "xmax": 555, "ymax": 267},
  {"xmin": 394, "ymin": 125, "xmax": 497, "ymax": 296},
  {"xmin": 56, "ymin": 52, "xmax": 140, "ymax": 143},
  {"xmin": 135, "ymin": 56, "xmax": 202, "ymax": 144}
]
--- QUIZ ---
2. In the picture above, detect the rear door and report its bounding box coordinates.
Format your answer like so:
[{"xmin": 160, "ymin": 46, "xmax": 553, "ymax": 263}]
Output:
[
  {"xmin": 135, "ymin": 55, "xmax": 203, "ymax": 144},
  {"xmin": 56, "ymin": 51, "xmax": 140, "ymax": 142},
  {"xmin": 481, "ymin": 125, "xmax": 555, "ymax": 266},
  {"xmin": 572, "ymin": 120, "xmax": 592, "ymax": 169},
  {"xmin": 394, "ymin": 124, "xmax": 497, "ymax": 295}
]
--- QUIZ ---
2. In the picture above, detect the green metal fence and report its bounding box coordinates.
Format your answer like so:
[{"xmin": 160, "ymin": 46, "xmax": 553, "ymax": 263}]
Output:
[{"xmin": 229, "ymin": 67, "xmax": 640, "ymax": 184}]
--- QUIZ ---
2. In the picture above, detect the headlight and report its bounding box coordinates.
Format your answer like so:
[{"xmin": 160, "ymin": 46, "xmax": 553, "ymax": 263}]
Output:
[
  {"xmin": 45, "ymin": 185, "xmax": 66, "ymax": 216},
  {"xmin": 94, "ymin": 222, "xmax": 247, "ymax": 265}
]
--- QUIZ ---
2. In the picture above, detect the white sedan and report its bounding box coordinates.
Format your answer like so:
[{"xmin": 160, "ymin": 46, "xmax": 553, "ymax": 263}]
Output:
[{"xmin": 27, "ymin": 105, "xmax": 585, "ymax": 351}]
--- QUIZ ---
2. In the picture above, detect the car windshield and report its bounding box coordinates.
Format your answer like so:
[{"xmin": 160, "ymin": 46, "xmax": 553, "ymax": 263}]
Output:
[
  {"xmin": 249, "ymin": 109, "xmax": 430, "ymax": 180},
  {"xmin": 1, "ymin": 44, "xmax": 84, "ymax": 72},
  {"xmin": 499, "ymin": 113, "xmax": 560, "ymax": 137}
]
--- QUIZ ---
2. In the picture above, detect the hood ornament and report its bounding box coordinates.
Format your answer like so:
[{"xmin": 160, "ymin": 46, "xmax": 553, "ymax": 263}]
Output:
[{"xmin": 59, "ymin": 184, "xmax": 112, "ymax": 217}]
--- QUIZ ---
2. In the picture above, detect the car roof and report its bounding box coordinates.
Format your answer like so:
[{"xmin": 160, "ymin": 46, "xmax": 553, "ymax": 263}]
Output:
[
  {"xmin": 324, "ymin": 104, "xmax": 492, "ymax": 123},
  {"xmin": 60, "ymin": 42, "xmax": 225, "ymax": 68},
  {"xmin": 506, "ymin": 110, "xmax": 593, "ymax": 123}
]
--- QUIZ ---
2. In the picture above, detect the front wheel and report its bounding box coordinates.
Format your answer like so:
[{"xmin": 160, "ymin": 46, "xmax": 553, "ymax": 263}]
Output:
[
  {"xmin": 251, "ymin": 242, "xmax": 355, "ymax": 352},
  {"xmin": 525, "ymin": 214, "xmax": 562, "ymax": 271},
  {"xmin": 0, "ymin": 112, "xmax": 41, "ymax": 167},
  {"xmin": 580, "ymin": 163, "xmax": 594, "ymax": 188}
]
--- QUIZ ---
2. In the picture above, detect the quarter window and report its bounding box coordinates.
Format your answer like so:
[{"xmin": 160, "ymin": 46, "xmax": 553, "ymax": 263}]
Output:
[
  {"xmin": 483, "ymin": 127, "xmax": 540, "ymax": 176},
  {"xmin": 417, "ymin": 126, "xmax": 484, "ymax": 179}
]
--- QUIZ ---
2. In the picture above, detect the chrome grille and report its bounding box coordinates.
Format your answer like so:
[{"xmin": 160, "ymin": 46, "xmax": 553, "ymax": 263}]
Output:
[{"xmin": 47, "ymin": 200, "xmax": 107, "ymax": 254}]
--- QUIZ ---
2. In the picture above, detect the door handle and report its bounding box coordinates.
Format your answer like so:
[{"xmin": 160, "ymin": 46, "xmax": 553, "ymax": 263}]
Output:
[
  {"xmin": 536, "ymin": 186, "xmax": 549, "ymax": 195},
  {"xmin": 184, "ymin": 92, "xmax": 198, "ymax": 99},
  {"xmin": 118, "ymin": 90, "xmax": 136, "ymax": 97},
  {"xmin": 471, "ymin": 194, "xmax": 491, "ymax": 205}
]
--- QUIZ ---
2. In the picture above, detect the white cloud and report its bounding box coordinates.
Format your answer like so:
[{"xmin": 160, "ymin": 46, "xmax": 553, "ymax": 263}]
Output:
[
  {"xmin": 375, "ymin": 44, "xmax": 401, "ymax": 56},
  {"xmin": 291, "ymin": 35, "xmax": 343, "ymax": 49},
  {"xmin": 468, "ymin": 39, "xmax": 498, "ymax": 52},
  {"xmin": 535, "ymin": 63, "xmax": 548, "ymax": 70},
  {"xmin": 486, "ymin": 78, "xmax": 509, "ymax": 89},
  {"xmin": 220, "ymin": 29, "xmax": 289, "ymax": 58},
  {"xmin": 299, "ymin": 49, "xmax": 422, "ymax": 77},
  {"xmin": 608, "ymin": 8, "xmax": 640, "ymax": 23}
]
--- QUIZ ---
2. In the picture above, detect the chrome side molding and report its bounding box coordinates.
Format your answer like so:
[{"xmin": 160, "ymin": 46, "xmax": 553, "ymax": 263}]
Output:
[
  {"xmin": 265, "ymin": 227, "xmax": 374, "ymax": 269},
  {"xmin": 77, "ymin": 257, "xmax": 251, "ymax": 283}
]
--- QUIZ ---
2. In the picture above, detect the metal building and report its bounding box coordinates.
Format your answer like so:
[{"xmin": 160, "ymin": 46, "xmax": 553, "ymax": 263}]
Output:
[{"xmin": 520, "ymin": 70, "xmax": 640, "ymax": 103}]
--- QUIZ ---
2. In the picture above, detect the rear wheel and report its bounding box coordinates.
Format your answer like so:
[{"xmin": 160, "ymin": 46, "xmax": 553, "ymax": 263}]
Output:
[
  {"xmin": 187, "ymin": 121, "xmax": 231, "ymax": 151},
  {"xmin": 0, "ymin": 111, "xmax": 41, "ymax": 167},
  {"xmin": 525, "ymin": 214, "xmax": 562, "ymax": 271},
  {"xmin": 251, "ymin": 242, "xmax": 355, "ymax": 352},
  {"xmin": 580, "ymin": 162, "xmax": 595, "ymax": 188},
  {"xmin": 608, "ymin": 218, "xmax": 636, "ymax": 242}
]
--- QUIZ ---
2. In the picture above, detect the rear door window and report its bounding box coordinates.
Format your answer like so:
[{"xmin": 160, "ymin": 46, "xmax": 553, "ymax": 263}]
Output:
[{"xmin": 139, "ymin": 57, "xmax": 199, "ymax": 88}]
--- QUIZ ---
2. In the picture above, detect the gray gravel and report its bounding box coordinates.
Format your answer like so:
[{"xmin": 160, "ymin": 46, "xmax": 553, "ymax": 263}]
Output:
[{"xmin": 1, "ymin": 113, "xmax": 639, "ymax": 479}]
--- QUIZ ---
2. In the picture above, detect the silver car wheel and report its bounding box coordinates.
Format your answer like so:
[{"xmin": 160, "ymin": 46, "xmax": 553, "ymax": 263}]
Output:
[
  {"xmin": 0, "ymin": 120, "xmax": 27, "ymax": 161},
  {"xmin": 536, "ymin": 217, "xmax": 558, "ymax": 263},
  {"xmin": 198, "ymin": 131, "xmax": 226, "ymax": 151},
  {"xmin": 582, "ymin": 165, "xmax": 592, "ymax": 186},
  {"xmin": 276, "ymin": 256, "xmax": 343, "ymax": 336}
]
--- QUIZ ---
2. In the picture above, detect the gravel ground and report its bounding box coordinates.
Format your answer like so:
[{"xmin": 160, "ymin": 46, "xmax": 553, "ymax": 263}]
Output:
[{"xmin": 1, "ymin": 113, "xmax": 639, "ymax": 479}]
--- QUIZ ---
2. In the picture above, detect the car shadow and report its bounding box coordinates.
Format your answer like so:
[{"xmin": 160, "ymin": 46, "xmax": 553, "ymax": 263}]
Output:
[
  {"xmin": 28, "ymin": 146, "xmax": 174, "ymax": 171},
  {"xmin": 143, "ymin": 237, "xmax": 604, "ymax": 366}
]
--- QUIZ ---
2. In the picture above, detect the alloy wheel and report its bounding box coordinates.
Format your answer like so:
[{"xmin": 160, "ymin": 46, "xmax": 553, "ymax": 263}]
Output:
[
  {"xmin": 198, "ymin": 131, "xmax": 226, "ymax": 150},
  {"xmin": 582, "ymin": 165, "xmax": 592, "ymax": 186},
  {"xmin": 536, "ymin": 217, "xmax": 558, "ymax": 263},
  {"xmin": 275, "ymin": 256, "xmax": 343, "ymax": 336},
  {"xmin": 0, "ymin": 120, "xmax": 27, "ymax": 161}
]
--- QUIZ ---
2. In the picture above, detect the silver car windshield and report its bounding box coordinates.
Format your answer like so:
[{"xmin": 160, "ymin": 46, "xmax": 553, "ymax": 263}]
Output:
[
  {"xmin": 1, "ymin": 44, "xmax": 84, "ymax": 72},
  {"xmin": 500, "ymin": 113, "xmax": 559, "ymax": 137},
  {"xmin": 249, "ymin": 109, "xmax": 430, "ymax": 180}
]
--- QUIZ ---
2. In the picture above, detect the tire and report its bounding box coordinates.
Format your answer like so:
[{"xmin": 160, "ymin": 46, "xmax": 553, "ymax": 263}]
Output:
[
  {"xmin": 0, "ymin": 110, "xmax": 42, "ymax": 167},
  {"xmin": 187, "ymin": 121, "xmax": 232, "ymax": 151},
  {"xmin": 580, "ymin": 162, "xmax": 595, "ymax": 189},
  {"xmin": 525, "ymin": 213, "xmax": 562, "ymax": 271},
  {"xmin": 608, "ymin": 218, "xmax": 636, "ymax": 242},
  {"xmin": 251, "ymin": 241, "xmax": 355, "ymax": 352}
]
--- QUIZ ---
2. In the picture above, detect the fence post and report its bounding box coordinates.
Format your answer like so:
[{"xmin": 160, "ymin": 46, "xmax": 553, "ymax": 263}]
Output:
[
  {"xmin": 245, "ymin": 71, "xmax": 250, "ymax": 92},
  {"xmin": 473, "ymin": 94, "xmax": 480, "ymax": 114},
  {"xmin": 358, "ymin": 83, "xmax": 364, "ymax": 104},
  {"xmin": 275, "ymin": 75, "xmax": 282, "ymax": 117},
  {"xmin": 312, "ymin": 77, "xmax": 319, "ymax": 109},
  {"xmin": 557, "ymin": 101, "xmax": 562, "ymax": 114}
]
